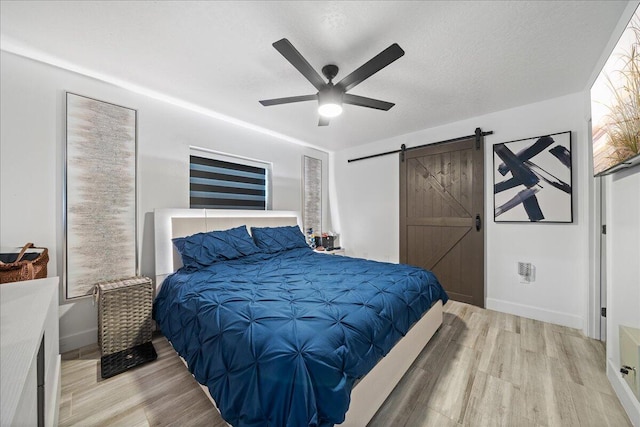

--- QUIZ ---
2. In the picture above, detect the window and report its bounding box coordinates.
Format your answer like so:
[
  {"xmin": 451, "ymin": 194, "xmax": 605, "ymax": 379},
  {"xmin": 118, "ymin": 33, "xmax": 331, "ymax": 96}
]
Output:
[{"xmin": 189, "ymin": 149, "xmax": 271, "ymax": 210}]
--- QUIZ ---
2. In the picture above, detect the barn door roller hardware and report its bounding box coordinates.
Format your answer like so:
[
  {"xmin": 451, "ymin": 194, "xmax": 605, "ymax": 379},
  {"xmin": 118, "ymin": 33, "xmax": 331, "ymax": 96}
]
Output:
[
  {"xmin": 475, "ymin": 127, "xmax": 482, "ymax": 150},
  {"xmin": 347, "ymin": 128, "xmax": 493, "ymax": 163}
]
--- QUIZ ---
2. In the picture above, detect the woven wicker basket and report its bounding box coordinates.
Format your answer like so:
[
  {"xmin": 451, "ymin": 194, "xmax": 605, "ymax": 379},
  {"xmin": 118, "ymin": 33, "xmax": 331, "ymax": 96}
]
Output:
[
  {"xmin": 95, "ymin": 276, "xmax": 154, "ymax": 356},
  {"xmin": 0, "ymin": 243, "xmax": 49, "ymax": 284}
]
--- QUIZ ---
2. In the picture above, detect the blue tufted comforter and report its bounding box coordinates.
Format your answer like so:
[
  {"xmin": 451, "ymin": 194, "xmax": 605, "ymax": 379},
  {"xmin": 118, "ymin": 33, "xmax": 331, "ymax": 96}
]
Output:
[{"xmin": 154, "ymin": 247, "xmax": 447, "ymax": 427}]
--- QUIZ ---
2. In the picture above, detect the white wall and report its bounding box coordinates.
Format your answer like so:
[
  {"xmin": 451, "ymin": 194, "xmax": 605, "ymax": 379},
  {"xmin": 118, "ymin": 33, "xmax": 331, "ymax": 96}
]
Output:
[
  {"xmin": 584, "ymin": 2, "xmax": 640, "ymax": 423},
  {"xmin": 333, "ymin": 92, "xmax": 589, "ymax": 330},
  {"xmin": 604, "ymin": 168, "xmax": 640, "ymax": 425},
  {"xmin": 0, "ymin": 51, "xmax": 330, "ymax": 352},
  {"xmin": 605, "ymin": 169, "xmax": 640, "ymax": 361}
]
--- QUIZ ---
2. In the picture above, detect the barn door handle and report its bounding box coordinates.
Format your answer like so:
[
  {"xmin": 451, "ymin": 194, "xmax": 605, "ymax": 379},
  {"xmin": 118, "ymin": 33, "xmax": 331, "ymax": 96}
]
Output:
[{"xmin": 475, "ymin": 214, "xmax": 482, "ymax": 231}]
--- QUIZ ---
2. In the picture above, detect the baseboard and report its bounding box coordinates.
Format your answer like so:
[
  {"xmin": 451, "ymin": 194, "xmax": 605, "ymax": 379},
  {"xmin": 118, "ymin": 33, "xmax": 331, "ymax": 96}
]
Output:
[
  {"xmin": 486, "ymin": 298, "xmax": 583, "ymax": 329},
  {"xmin": 608, "ymin": 359, "xmax": 640, "ymax": 426},
  {"xmin": 59, "ymin": 327, "xmax": 97, "ymax": 353}
]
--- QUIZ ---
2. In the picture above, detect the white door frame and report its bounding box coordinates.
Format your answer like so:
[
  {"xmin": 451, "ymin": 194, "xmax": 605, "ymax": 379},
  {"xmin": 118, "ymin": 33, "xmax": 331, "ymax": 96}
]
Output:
[{"xmin": 587, "ymin": 118, "xmax": 606, "ymax": 341}]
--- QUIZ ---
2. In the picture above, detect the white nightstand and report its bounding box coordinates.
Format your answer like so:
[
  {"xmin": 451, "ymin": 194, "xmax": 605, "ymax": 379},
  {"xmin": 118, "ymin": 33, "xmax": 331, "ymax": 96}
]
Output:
[
  {"xmin": 314, "ymin": 248, "xmax": 346, "ymax": 256},
  {"xmin": 1, "ymin": 277, "xmax": 60, "ymax": 427}
]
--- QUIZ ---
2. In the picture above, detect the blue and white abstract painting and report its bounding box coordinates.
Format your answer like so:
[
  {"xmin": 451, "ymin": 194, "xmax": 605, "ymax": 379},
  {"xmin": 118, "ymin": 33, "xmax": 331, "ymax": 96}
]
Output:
[
  {"xmin": 493, "ymin": 131, "xmax": 572, "ymax": 223},
  {"xmin": 65, "ymin": 93, "xmax": 137, "ymax": 299}
]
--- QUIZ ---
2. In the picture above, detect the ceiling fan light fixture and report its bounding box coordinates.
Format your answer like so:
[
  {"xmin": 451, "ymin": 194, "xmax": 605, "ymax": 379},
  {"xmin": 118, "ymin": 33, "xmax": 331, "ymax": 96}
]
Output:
[
  {"xmin": 318, "ymin": 86, "xmax": 343, "ymax": 118},
  {"xmin": 318, "ymin": 102, "xmax": 343, "ymax": 118}
]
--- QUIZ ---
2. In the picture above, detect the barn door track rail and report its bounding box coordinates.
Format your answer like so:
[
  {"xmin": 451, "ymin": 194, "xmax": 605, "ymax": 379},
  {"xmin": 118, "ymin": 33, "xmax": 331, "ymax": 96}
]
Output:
[{"xmin": 347, "ymin": 128, "xmax": 493, "ymax": 163}]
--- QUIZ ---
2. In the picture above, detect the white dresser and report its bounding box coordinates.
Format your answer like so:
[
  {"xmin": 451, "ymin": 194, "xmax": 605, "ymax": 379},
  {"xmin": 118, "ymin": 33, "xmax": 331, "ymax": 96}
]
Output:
[{"xmin": 1, "ymin": 277, "xmax": 60, "ymax": 427}]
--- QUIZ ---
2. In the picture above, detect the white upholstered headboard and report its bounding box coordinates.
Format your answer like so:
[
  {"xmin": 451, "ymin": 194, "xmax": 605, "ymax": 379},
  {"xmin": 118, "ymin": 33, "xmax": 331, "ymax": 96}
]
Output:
[{"xmin": 154, "ymin": 208, "xmax": 302, "ymax": 291}]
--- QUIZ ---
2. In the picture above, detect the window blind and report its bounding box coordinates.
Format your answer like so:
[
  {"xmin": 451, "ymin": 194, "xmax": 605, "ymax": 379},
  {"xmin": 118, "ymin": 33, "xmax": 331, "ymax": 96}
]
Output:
[{"xmin": 189, "ymin": 155, "xmax": 267, "ymax": 210}]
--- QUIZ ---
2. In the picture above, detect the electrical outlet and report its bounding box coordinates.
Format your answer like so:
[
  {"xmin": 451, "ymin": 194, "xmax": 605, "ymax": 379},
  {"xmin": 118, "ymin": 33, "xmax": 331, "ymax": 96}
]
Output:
[{"xmin": 620, "ymin": 325, "xmax": 640, "ymax": 400}]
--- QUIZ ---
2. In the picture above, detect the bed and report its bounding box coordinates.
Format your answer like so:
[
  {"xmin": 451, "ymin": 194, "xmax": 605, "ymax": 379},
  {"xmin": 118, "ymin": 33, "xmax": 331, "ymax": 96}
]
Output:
[{"xmin": 153, "ymin": 208, "xmax": 447, "ymax": 427}]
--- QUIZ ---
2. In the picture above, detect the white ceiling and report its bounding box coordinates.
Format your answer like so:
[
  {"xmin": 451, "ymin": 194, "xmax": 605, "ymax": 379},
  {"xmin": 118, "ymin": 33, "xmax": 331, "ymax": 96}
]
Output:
[{"xmin": 0, "ymin": 1, "xmax": 629, "ymax": 151}]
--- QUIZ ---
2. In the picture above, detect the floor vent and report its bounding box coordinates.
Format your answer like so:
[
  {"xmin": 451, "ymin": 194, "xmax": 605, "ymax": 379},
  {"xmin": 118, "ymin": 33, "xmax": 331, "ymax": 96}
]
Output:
[{"xmin": 518, "ymin": 262, "xmax": 534, "ymax": 283}]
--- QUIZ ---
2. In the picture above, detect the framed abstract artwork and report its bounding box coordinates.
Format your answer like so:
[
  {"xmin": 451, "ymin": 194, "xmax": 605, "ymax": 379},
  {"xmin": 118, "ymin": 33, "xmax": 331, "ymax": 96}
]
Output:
[
  {"xmin": 64, "ymin": 93, "xmax": 138, "ymax": 299},
  {"xmin": 493, "ymin": 131, "xmax": 572, "ymax": 223},
  {"xmin": 302, "ymin": 156, "xmax": 322, "ymax": 235}
]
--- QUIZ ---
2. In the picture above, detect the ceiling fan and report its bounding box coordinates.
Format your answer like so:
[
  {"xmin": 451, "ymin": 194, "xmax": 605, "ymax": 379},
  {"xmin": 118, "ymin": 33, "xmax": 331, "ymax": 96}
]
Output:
[{"xmin": 259, "ymin": 38, "xmax": 405, "ymax": 126}]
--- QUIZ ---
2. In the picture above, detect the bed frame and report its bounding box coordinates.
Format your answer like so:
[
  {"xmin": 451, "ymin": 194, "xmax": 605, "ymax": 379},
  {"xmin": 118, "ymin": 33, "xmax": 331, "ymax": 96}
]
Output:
[{"xmin": 154, "ymin": 208, "xmax": 443, "ymax": 426}]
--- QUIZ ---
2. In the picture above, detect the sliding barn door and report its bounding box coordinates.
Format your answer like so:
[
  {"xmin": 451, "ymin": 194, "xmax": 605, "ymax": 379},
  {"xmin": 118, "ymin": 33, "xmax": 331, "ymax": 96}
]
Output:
[{"xmin": 400, "ymin": 137, "xmax": 485, "ymax": 307}]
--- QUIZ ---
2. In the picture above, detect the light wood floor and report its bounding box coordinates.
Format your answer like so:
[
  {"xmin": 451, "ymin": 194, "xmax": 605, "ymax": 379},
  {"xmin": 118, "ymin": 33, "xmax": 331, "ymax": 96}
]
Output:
[{"xmin": 59, "ymin": 301, "xmax": 631, "ymax": 426}]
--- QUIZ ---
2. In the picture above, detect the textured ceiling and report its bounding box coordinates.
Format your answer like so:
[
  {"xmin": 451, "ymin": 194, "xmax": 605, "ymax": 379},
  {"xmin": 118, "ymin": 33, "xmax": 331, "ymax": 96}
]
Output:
[{"xmin": 0, "ymin": 1, "xmax": 629, "ymax": 151}]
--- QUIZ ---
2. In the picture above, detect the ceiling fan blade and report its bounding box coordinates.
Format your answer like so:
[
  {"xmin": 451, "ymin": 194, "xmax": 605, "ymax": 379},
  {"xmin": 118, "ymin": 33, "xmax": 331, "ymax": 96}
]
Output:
[
  {"xmin": 318, "ymin": 116, "xmax": 330, "ymax": 126},
  {"xmin": 259, "ymin": 94, "xmax": 317, "ymax": 106},
  {"xmin": 273, "ymin": 38, "xmax": 326, "ymax": 91},
  {"xmin": 343, "ymin": 94, "xmax": 395, "ymax": 111},
  {"xmin": 336, "ymin": 43, "xmax": 405, "ymax": 92}
]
